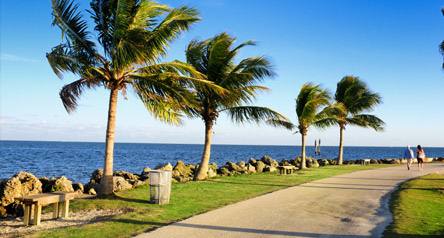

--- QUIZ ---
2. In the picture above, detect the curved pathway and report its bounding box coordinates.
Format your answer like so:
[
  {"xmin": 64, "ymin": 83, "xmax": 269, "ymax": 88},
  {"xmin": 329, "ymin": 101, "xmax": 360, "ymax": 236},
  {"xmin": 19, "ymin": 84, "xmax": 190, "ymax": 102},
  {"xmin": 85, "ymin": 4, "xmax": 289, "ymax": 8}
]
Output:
[{"xmin": 136, "ymin": 163, "xmax": 444, "ymax": 238}]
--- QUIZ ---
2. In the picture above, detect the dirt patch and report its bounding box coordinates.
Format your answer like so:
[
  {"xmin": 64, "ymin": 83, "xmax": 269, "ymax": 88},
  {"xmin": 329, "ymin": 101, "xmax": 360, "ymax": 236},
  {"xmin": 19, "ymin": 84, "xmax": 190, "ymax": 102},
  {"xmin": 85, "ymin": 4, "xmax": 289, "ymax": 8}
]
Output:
[{"xmin": 0, "ymin": 208, "xmax": 129, "ymax": 238}]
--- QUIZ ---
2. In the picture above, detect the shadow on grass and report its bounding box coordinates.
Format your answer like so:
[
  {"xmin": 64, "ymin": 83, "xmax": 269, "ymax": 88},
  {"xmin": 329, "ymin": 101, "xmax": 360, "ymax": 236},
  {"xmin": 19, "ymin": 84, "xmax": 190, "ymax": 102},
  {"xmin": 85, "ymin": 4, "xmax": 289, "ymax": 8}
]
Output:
[{"xmin": 207, "ymin": 180, "xmax": 288, "ymax": 187}]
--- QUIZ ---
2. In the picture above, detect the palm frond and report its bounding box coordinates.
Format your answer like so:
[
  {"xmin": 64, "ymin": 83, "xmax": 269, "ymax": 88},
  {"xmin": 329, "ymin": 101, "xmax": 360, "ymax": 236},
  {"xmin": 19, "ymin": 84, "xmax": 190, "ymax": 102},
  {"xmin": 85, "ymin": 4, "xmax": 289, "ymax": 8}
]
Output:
[
  {"xmin": 266, "ymin": 119, "xmax": 296, "ymax": 130},
  {"xmin": 347, "ymin": 114, "xmax": 385, "ymax": 131},
  {"xmin": 51, "ymin": 0, "xmax": 97, "ymax": 58},
  {"xmin": 59, "ymin": 78, "xmax": 101, "ymax": 113},
  {"xmin": 222, "ymin": 106, "xmax": 290, "ymax": 125}
]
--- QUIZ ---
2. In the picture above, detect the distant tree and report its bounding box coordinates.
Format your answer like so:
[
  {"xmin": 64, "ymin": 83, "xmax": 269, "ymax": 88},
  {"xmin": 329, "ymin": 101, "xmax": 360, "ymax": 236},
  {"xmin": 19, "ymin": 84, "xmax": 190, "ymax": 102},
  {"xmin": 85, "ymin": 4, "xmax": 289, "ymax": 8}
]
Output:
[
  {"xmin": 316, "ymin": 76, "xmax": 385, "ymax": 165},
  {"xmin": 182, "ymin": 33, "xmax": 291, "ymax": 180},
  {"xmin": 269, "ymin": 83, "xmax": 331, "ymax": 169},
  {"xmin": 47, "ymin": 0, "xmax": 209, "ymax": 195}
]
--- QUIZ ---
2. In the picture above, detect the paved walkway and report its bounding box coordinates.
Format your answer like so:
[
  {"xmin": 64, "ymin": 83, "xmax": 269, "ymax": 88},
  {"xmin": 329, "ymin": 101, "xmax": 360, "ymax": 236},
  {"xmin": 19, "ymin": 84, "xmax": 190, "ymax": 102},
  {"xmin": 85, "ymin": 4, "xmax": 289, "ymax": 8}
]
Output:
[{"xmin": 136, "ymin": 163, "xmax": 444, "ymax": 238}]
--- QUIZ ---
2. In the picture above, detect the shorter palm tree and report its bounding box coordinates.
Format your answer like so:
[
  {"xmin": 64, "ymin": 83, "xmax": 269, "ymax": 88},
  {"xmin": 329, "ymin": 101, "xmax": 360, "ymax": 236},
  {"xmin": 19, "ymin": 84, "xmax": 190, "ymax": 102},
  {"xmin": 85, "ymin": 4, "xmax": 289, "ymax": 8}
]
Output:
[
  {"xmin": 182, "ymin": 33, "xmax": 291, "ymax": 180},
  {"xmin": 316, "ymin": 76, "xmax": 385, "ymax": 165},
  {"xmin": 269, "ymin": 83, "xmax": 331, "ymax": 169}
]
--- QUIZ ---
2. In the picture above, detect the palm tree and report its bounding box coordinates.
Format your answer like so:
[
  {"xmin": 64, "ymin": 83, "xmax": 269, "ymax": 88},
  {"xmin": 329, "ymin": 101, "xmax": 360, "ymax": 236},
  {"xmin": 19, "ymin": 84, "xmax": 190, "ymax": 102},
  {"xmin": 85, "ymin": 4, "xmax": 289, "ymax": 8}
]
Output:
[
  {"xmin": 317, "ymin": 76, "xmax": 385, "ymax": 165},
  {"xmin": 182, "ymin": 33, "xmax": 291, "ymax": 180},
  {"xmin": 47, "ymin": 0, "xmax": 206, "ymax": 195},
  {"xmin": 279, "ymin": 84, "xmax": 331, "ymax": 169}
]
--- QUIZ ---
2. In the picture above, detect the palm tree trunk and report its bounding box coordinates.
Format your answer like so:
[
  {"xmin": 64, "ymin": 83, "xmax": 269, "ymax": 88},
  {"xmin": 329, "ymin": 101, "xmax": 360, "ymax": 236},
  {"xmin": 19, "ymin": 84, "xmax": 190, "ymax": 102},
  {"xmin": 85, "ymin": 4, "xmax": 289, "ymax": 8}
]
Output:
[
  {"xmin": 100, "ymin": 87, "xmax": 119, "ymax": 195},
  {"xmin": 337, "ymin": 126, "xmax": 344, "ymax": 165},
  {"xmin": 194, "ymin": 120, "xmax": 214, "ymax": 181},
  {"xmin": 300, "ymin": 132, "xmax": 307, "ymax": 169}
]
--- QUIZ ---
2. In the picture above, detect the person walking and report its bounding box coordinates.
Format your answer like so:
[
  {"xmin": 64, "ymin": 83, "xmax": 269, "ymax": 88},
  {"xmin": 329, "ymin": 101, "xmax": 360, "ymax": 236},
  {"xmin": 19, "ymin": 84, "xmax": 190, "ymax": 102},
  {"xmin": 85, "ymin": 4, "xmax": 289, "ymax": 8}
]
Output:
[
  {"xmin": 403, "ymin": 145, "xmax": 414, "ymax": 170},
  {"xmin": 416, "ymin": 145, "xmax": 426, "ymax": 170}
]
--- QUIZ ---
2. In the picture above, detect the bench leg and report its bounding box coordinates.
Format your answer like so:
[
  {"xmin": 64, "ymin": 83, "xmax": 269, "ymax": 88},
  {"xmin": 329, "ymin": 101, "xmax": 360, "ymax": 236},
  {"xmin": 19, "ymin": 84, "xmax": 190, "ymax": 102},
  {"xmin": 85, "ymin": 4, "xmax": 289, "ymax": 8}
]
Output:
[
  {"xmin": 53, "ymin": 202, "xmax": 59, "ymax": 219},
  {"xmin": 33, "ymin": 204, "xmax": 42, "ymax": 226},
  {"xmin": 23, "ymin": 204, "xmax": 31, "ymax": 226},
  {"xmin": 61, "ymin": 200, "xmax": 69, "ymax": 218}
]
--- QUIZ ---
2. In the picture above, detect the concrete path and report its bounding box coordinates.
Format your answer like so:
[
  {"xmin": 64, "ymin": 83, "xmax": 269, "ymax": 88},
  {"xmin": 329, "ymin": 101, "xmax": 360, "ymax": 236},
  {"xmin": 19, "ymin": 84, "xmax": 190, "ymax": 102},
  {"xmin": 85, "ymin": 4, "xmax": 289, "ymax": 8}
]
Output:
[{"xmin": 136, "ymin": 163, "xmax": 444, "ymax": 238}]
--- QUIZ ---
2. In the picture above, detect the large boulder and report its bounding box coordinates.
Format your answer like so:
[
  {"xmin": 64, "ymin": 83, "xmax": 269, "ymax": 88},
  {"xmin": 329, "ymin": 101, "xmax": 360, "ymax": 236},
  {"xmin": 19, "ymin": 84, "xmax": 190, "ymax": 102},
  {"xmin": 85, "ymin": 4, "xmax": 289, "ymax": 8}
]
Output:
[
  {"xmin": 246, "ymin": 164, "xmax": 256, "ymax": 173},
  {"xmin": 207, "ymin": 167, "xmax": 217, "ymax": 178},
  {"xmin": 0, "ymin": 172, "xmax": 42, "ymax": 217},
  {"xmin": 155, "ymin": 163, "xmax": 173, "ymax": 171},
  {"xmin": 72, "ymin": 182, "xmax": 84, "ymax": 194},
  {"xmin": 113, "ymin": 176, "xmax": 133, "ymax": 192},
  {"xmin": 217, "ymin": 167, "xmax": 231, "ymax": 176},
  {"xmin": 263, "ymin": 165, "xmax": 277, "ymax": 173},
  {"xmin": 173, "ymin": 161, "xmax": 192, "ymax": 178},
  {"xmin": 114, "ymin": 171, "xmax": 140, "ymax": 181},
  {"xmin": 306, "ymin": 158, "xmax": 319, "ymax": 168},
  {"xmin": 260, "ymin": 155, "xmax": 279, "ymax": 167},
  {"xmin": 318, "ymin": 159, "xmax": 329, "ymax": 166},
  {"xmin": 255, "ymin": 161, "xmax": 266, "ymax": 173},
  {"xmin": 370, "ymin": 159, "xmax": 379, "ymax": 164},
  {"xmin": 140, "ymin": 167, "xmax": 151, "ymax": 180},
  {"xmin": 40, "ymin": 176, "xmax": 74, "ymax": 193},
  {"xmin": 225, "ymin": 162, "xmax": 242, "ymax": 172},
  {"xmin": 248, "ymin": 158, "xmax": 257, "ymax": 166}
]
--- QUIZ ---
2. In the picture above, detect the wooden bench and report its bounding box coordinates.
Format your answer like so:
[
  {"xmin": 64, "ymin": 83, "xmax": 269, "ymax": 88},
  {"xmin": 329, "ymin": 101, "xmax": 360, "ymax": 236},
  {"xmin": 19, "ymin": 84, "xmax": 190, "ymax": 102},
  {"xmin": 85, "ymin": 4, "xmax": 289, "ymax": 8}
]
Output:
[
  {"xmin": 15, "ymin": 192, "xmax": 76, "ymax": 226},
  {"xmin": 362, "ymin": 159, "xmax": 371, "ymax": 165},
  {"xmin": 277, "ymin": 165, "xmax": 297, "ymax": 175}
]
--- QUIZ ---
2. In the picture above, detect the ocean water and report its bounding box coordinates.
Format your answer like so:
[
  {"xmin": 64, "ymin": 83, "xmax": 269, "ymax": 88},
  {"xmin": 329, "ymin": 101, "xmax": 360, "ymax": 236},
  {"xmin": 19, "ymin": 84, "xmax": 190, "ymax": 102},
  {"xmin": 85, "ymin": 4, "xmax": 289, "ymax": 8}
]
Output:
[{"xmin": 1, "ymin": 140, "xmax": 443, "ymax": 183}]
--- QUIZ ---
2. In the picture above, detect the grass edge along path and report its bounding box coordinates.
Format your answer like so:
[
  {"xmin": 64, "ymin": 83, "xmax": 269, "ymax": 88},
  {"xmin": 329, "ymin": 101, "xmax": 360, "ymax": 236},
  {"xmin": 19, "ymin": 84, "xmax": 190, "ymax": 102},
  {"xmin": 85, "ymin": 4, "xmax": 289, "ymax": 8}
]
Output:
[
  {"xmin": 32, "ymin": 165, "xmax": 394, "ymax": 238},
  {"xmin": 383, "ymin": 172, "xmax": 444, "ymax": 237}
]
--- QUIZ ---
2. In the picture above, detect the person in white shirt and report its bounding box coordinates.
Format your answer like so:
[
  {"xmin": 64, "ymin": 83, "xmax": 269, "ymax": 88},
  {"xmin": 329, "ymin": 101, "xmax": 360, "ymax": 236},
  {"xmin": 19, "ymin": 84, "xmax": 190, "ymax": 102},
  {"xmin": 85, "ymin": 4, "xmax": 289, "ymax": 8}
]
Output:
[{"xmin": 403, "ymin": 145, "xmax": 414, "ymax": 170}]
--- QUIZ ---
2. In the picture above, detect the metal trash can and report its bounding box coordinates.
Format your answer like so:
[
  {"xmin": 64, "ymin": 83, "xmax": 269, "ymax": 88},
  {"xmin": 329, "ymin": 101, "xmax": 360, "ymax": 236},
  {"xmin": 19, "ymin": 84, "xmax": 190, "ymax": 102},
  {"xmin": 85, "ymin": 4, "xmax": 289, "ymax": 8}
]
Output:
[{"xmin": 149, "ymin": 170, "xmax": 172, "ymax": 205}]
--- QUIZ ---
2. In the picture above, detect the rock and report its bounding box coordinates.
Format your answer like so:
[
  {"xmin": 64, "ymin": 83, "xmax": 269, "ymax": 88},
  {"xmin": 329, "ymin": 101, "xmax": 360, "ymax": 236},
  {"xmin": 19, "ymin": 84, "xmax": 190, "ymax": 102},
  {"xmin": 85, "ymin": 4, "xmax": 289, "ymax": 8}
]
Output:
[
  {"xmin": 207, "ymin": 167, "xmax": 217, "ymax": 178},
  {"xmin": 72, "ymin": 182, "xmax": 84, "ymax": 194},
  {"xmin": 261, "ymin": 155, "xmax": 279, "ymax": 167},
  {"xmin": 0, "ymin": 206, "xmax": 7, "ymax": 217},
  {"xmin": 279, "ymin": 160, "xmax": 291, "ymax": 166},
  {"xmin": 318, "ymin": 159, "xmax": 329, "ymax": 166},
  {"xmin": 246, "ymin": 164, "xmax": 256, "ymax": 173},
  {"xmin": 173, "ymin": 160, "xmax": 192, "ymax": 178},
  {"xmin": 155, "ymin": 163, "xmax": 173, "ymax": 171},
  {"xmin": 90, "ymin": 169, "xmax": 104, "ymax": 184},
  {"xmin": 248, "ymin": 158, "xmax": 257, "ymax": 166},
  {"xmin": 113, "ymin": 176, "xmax": 133, "ymax": 192},
  {"xmin": 217, "ymin": 167, "xmax": 231, "ymax": 176},
  {"xmin": 140, "ymin": 167, "xmax": 151, "ymax": 180},
  {"xmin": 0, "ymin": 172, "xmax": 42, "ymax": 217},
  {"xmin": 328, "ymin": 159, "xmax": 337, "ymax": 165},
  {"xmin": 370, "ymin": 159, "xmax": 379, "ymax": 164},
  {"xmin": 263, "ymin": 166, "xmax": 277, "ymax": 173},
  {"xmin": 40, "ymin": 176, "xmax": 74, "ymax": 193},
  {"xmin": 88, "ymin": 188, "xmax": 97, "ymax": 195},
  {"xmin": 225, "ymin": 162, "xmax": 242, "ymax": 172},
  {"xmin": 306, "ymin": 158, "xmax": 319, "ymax": 168},
  {"xmin": 0, "ymin": 172, "xmax": 42, "ymax": 207},
  {"xmin": 209, "ymin": 163, "xmax": 218, "ymax": 171},
  {"xmin": 113, "ymin": 171, "xmax": 140, "ymax": 181},
  {"xmin": 255, "ymin": 161, "xmax": 266, "ymax": 173},
  {"xmin": 237, "ymin": 161, "xmax": 246, "ymax": 169}
]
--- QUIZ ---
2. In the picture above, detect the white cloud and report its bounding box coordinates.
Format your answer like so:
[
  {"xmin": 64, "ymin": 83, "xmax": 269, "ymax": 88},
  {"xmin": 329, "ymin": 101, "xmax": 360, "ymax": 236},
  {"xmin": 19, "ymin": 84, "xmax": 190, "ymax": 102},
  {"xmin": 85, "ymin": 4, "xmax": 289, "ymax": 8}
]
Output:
[{"xmin": 0, "ymin": 53, "xmax": 40, "ymax": 63}]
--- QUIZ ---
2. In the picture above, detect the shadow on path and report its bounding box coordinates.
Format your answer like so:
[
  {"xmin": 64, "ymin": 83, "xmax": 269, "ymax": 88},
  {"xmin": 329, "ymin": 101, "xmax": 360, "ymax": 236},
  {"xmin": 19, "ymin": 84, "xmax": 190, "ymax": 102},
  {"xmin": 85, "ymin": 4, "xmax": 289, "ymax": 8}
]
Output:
[{"xmin": 171, "ymin": 223, "xmax": 368, "ymax": 237}]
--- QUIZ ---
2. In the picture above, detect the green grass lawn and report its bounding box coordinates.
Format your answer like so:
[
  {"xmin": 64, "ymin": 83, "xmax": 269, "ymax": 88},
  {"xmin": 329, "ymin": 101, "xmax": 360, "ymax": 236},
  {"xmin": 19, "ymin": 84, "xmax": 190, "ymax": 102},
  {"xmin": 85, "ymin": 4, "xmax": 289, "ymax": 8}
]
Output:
[
  {"xmin": 384, "ymin": 173, "xmax": 444, "ymax": 237},
  {"xmin": 31, "ymin": 164, "xmax": 393, "ymax": 238}
]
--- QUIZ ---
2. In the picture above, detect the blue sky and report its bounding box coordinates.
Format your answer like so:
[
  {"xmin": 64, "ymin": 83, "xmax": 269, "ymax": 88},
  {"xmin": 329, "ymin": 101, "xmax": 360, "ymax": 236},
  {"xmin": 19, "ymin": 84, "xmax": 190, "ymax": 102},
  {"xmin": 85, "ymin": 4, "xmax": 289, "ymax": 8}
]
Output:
[{"xmin": 1, "ymin": 0, "xmax": 443, "ymax": 146}]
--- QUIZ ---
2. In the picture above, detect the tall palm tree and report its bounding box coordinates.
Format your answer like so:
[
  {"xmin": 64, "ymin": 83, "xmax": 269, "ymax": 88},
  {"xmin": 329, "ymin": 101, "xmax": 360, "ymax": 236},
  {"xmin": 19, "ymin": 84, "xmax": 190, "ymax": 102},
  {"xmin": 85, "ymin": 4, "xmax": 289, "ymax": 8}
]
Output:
[
  {"xmin": 273, "ymin": 83, "xmax": 331, "ymax": 169},
  {"xmin": 317, "ymin": 76, "xmax": 385, "ymax": 165},
  {"xmin": 47, "ymin": 0, "xmax": 207, "ymax": 195},
  {"xmin": 182, "ymin": 33, "xmax": 291, "ymax": 180}
]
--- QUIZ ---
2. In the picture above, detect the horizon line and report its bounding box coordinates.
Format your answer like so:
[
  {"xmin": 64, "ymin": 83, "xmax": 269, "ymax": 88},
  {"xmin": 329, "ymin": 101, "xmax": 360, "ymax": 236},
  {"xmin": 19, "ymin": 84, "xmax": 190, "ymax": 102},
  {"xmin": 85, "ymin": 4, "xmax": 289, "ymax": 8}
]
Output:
[{"xmin": 0, "ymin": 139, "xmax": 442, "ymax": 148}]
